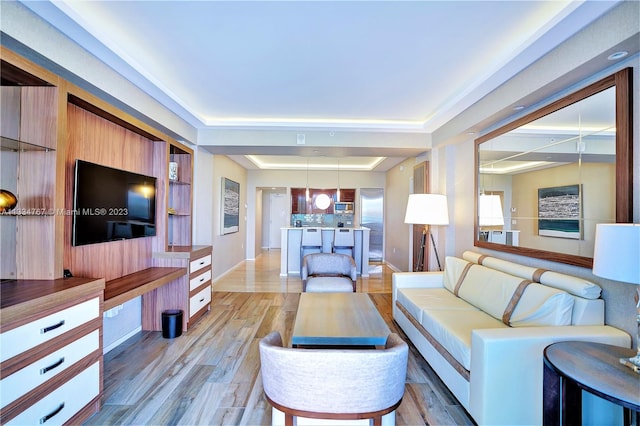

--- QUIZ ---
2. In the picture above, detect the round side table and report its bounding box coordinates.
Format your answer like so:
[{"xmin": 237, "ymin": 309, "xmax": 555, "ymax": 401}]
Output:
[{"xmin": 543, "ymin": 341, "xmax": 640, "ymax": 425}]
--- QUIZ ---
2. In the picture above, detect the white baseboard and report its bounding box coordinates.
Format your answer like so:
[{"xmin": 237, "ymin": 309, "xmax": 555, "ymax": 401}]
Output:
[
  {"xmin": 103, "ymin": 326, "xmax": 142, "ymax": 354},
  {"xmin": 385, "ymin": 262, "xmax": 402, "ymax": 272}
]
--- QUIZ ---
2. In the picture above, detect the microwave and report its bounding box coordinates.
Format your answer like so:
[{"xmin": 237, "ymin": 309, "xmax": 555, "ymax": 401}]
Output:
[{"xmin": 334, "ymin": 202, "xmax": 354, "ymax": 213}]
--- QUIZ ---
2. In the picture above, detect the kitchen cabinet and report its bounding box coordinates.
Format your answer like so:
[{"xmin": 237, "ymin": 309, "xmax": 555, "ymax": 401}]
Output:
[
  {"xmin": 290, "ymin": 188, "xmax": 356, "ymax": 213},
  {"xmin": 291, "ymin": 188, "xmax": 307, "ymax": 214},
  {"xmin": 338, "ymin": 189, "xmax": 356, "ymax": 203}
]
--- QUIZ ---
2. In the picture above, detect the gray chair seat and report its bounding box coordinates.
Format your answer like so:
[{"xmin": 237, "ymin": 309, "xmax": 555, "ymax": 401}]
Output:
[
  {"xmin": 301, "ymin": 253, "xmax": 357, "ymax": 292},
  {"xmin": 304, "ymin": 275, "xmax": 355, "ymax": 293}
]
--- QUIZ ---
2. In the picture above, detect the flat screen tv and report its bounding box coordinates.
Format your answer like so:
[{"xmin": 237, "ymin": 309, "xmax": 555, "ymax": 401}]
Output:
[{"xmin": 72, "ymin": 160, "xmax": 157, "ymax": 246}]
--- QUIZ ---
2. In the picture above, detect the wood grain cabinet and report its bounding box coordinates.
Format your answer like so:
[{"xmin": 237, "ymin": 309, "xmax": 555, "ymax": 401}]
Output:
[
  {"xmin": 151, "ymin": 245, "xmax": 213, "ymax": 331},
  {"xmin": 0, "ymin": 278, "xmax": 105, "ymax": 425},
  {"xmin": 339, "ymin": 189, "xmax": 356, "ymax": 203},
  {"xmin": 1, "ymin": 58, "xmax": 60, "ymax": 281}
]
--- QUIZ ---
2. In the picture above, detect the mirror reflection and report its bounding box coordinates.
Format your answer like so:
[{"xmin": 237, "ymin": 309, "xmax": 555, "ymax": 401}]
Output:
[{"xmin": 477, "ymin": 86, "xmax": 616, "ymax": 260}]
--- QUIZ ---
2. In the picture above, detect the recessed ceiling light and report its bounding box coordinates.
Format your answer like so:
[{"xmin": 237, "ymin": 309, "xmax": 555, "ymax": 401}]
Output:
[
  {"xmin": 607, "ymin": 51, "xmax": 628, "ymax": 61},
  {"xmin": 513, "ymin": 105, "xmax": 525, "ymax": 111}
]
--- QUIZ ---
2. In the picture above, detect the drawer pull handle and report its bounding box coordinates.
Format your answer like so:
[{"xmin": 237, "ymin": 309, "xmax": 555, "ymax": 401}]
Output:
[
  {"xmin": 199, "ymin": 261, "xmax": 205, "ymax": 265},
  {"xmin": 40, "ymin": 402, "xmax": 64, "ymax": 424},
  {"xmin": 200, "ymin": 277, "xmax": 205, "ymax": 282},
  {"xmin": 200, "ymin": 298, "xmax": 205, "ymax": 302},
  {"xmin": 40, "ymin": 357, "xmax": 65, "ymax": 375},
  {"xmin": 41, "ymin": 320, "xmax": 65, "ymax": 334}
]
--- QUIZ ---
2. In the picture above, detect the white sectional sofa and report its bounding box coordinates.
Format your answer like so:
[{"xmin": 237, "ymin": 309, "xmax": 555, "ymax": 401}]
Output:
[{"xmin": 392, "ymin": 251, "xmax": 631, "ymax": 425}]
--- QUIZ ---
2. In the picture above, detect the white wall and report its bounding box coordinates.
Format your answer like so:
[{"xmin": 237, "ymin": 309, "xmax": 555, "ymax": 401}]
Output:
[
  {"xmin": 193, "ymin": 152, "xmax": 248, "ymax": 280},
  {"xmin": 383, "ymin": 158, "xmax": 416, "ymax": 271}
]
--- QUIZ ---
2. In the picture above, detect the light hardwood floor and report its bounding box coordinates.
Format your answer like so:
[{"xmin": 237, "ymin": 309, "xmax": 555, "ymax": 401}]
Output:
[{"xmin": 85, "ymin": 250, "xmax": 475, "ymax": 425}]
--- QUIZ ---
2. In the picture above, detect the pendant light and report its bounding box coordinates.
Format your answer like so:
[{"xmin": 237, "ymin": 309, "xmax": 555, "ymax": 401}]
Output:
[
  {"xmin": 336, "ymin": 159, "xmax": 341, "ymax": 202},
  {"xmin": 305, "ymin": 158, "xmax": 310, "ymax": 201}
]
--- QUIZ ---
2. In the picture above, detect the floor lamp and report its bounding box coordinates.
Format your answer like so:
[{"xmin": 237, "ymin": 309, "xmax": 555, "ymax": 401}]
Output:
[
  {"xmin": 592, "ymin": 223, "xmax": 640, "ymax": 372},
  {"xmin": 404, "ymin": 194, "xmax": 449, "ymax": 271},
  {"xmin": 478, "ymin": 194, "xmax": 504, "ymax": 241}
]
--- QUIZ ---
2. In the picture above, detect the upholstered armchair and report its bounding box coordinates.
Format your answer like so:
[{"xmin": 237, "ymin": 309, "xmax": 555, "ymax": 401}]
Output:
[
  {"xmin": 259, "ymin": 331, "xmax": 408, "ymax": 426},
  {"xmin": 301, "ymin": 252, "xmax": 358, "ymax": 292}
]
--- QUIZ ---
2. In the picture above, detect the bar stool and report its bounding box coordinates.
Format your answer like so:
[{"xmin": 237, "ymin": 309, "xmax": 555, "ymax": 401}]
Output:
[
  {"xmin": 333, "ymin": 227, "xmax": 355, "ymax": 259},
  {"xmin": 300, "ymin": 227, "xmax": 323, "ymax": 270}
]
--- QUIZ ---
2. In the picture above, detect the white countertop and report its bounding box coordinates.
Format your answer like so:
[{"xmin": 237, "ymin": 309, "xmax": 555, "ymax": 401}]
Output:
[{"xmin": 282, "ymin": 227, "xmax": 370, "ymax": 230}]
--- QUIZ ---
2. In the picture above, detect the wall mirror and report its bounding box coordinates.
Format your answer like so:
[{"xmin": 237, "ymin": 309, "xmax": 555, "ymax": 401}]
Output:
[{"xmin": 475, "ymin": 69, "xmax": 632, "ymax": 268}]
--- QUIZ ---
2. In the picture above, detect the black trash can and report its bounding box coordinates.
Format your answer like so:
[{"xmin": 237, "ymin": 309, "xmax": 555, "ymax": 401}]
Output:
[{"xmin": 161, "ymin": 309, "xmax": 183, "ymax": 338}]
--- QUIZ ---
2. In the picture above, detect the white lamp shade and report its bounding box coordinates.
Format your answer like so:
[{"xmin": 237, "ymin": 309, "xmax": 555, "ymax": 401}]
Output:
[
  {"xmin": 478, "ymin": 194, "xmax": 504, "ymax": 227},
  {"xmin": 404, "ymin": 194, "xmax": 449, "ymax": 225},
  {"xmin": 593, "ymin": 223, "xmax": 640, "ymax": 284}
]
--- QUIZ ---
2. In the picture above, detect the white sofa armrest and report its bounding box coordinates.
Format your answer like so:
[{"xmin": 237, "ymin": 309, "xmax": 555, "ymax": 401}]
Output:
[
  {"xmin": 469, "ymin": 325, "xmax": 631, "ymax": 426},
  {"xmin": 392, "ymin": 272, "xmax": 444, "ymax": 302}
]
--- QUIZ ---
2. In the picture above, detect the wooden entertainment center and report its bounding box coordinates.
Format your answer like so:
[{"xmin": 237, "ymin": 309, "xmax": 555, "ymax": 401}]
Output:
[{"xmin": 0, "ymin": 47, "xmax": 211, "ymax": 423}]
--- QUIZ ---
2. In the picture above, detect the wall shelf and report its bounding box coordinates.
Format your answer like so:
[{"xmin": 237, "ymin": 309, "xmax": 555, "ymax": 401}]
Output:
[{"xmin": 1, "ymin": 136, "xmax": 55, "ymax": 152}]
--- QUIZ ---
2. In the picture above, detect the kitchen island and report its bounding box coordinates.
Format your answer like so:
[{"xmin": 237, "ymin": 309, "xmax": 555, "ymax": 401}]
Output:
[{"xmin": 280, "ymin": 227, "xmax": 371, "ymax": 277}]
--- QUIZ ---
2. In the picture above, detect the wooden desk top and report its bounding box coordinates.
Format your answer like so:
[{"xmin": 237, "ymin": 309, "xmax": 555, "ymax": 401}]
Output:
[
  {"xmin": 544, "ymin": 341, "xmax": 640, "ymax": 410},
  {"xmin": 104, "ymin": 267, "xmax": 186, "ymax": 311},
  {"xmin": 292, "ymin": 293, "xmax": 390, "ymax": 347}
]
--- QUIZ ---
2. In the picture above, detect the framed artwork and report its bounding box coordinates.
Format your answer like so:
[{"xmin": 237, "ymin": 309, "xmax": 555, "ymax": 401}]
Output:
[
  {"xmin": 537, "ymin": 184, "xmax": 582, "ymax": 239},
  {"xmin": 222, "ymin": 177, "xmax": 240, "ymax": 235}
]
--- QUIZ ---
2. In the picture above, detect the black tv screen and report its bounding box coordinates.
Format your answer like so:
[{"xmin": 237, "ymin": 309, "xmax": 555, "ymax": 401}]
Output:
[{"xmin": 72, "ymin": 160, "xmax": 157, "ymax": 246}]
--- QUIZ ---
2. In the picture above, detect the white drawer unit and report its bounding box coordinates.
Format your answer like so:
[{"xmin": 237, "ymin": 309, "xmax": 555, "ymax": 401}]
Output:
[
  {"xmin": 190, "ymin": 254, "xmax": 211, "ymax": 274},
  {"xmin": 189, "ymin": 286, "xmax": 211, "ymax": 317},
  {"xmin": 189, "ymin": 269, "xmax": 212, "ymax": 292},
  {"xmin": 0, "ymin": 330, "xmax": 99, "ymax": 408},
  {"xmin": 0, "ymin": 297, "xmax": 100, "ymax": 363},
  {"xmin": 5, "ymin": 362, "xmax": 100, "ymax": 426},
  {"xmin": 151, "ymin": 246, "xmax": 212, "ymax": 330},
  {"xmin": 0, "ymin": 278, "xmax": 104, "ymax": 425}
]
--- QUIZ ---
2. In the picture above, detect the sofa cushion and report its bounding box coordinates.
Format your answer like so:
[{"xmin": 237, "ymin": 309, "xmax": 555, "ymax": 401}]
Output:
[
  {"xmin": 456, "ymin": 264, "xmax": 528, "ymax": 322},
  {"xmin": 443, "ymin": 257, "xmax": 474, "ymax": 293},
  {"xmin": 538, "ymin": 271, "xmax": 601, "ymax": 299},
  {"xmin": 397, "ymin": 288, "xmax": 479, "ymax": 324},
  {"xmin": 420, "ymin": 309, "xmax": 507, "ymax": 370},
  {"xmin": 464, "ymin": 251, "xmax": 541, "ymax": 280},
  {"xmin": 510, "ymin": 283, "xmax": 574, "ymax": 326},
  {"xmin": 452, "ymin": 259, "xmax": 575, "ymax": 326},
  {"xmin": 462, "ymin": 250, "xmax": 601, "ymax": 299}
]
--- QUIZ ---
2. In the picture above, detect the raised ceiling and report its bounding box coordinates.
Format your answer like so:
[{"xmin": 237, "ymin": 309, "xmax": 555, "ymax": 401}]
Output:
[{"xmin": 19, "ymin": 0, "xmax": 622, "ymax": 170}]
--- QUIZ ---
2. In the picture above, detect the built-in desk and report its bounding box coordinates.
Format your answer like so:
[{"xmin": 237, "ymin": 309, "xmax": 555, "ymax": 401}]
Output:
[
  {"xmin": 103, "ymin": 245, "xmax": 212, "ymax": 333},
  {"xmin": 150, "ymin": 245, "xmax": 213, "ymax": 331},
  {"xmin": 280, "ymin": 227, "xmax": 370, "ymax": 277},
  {"xmin": 104, "ymin": 267, "xmax": 185, "ymax": 311}
]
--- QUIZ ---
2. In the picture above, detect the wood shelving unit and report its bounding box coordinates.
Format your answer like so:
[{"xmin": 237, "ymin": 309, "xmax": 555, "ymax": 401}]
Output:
[
  {"xmin": 167, "ymin": 142, "xmax": 193, "ymax": 247},
  {"xmin": 0, "ymin": 45, "xmax": 208, "ymax": 422},
  {"xmin": 0, "ymin": 57, "xmax": 60, "ymax": 280}
]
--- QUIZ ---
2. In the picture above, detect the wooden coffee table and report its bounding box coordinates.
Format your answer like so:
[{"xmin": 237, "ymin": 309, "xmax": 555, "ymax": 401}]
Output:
[{"xmin": 292, "ymin": 292, "xmax": 390, "ymax": 347}]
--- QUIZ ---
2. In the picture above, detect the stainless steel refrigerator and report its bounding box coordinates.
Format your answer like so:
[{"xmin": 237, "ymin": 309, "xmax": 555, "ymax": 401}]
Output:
[{"xmin": 359, "ymin": 188, "xmax": 384, "ymax": 262}]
